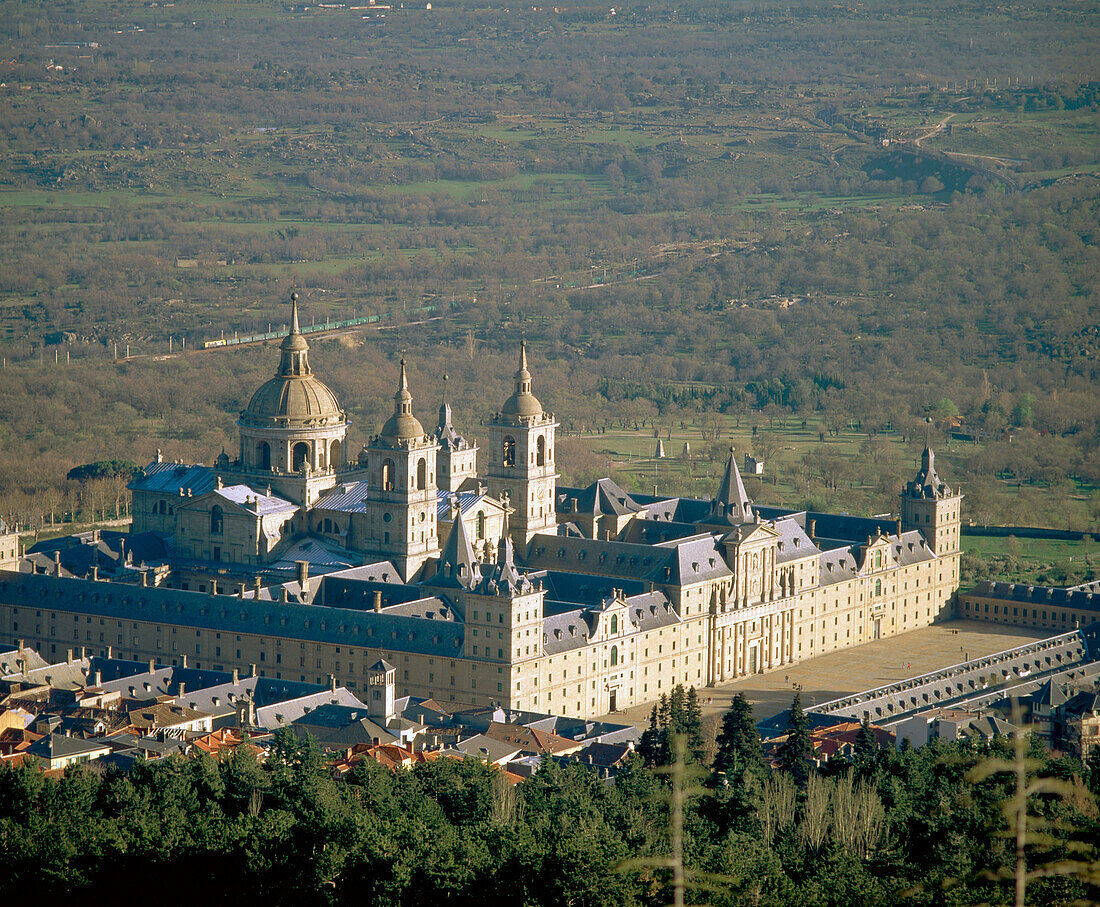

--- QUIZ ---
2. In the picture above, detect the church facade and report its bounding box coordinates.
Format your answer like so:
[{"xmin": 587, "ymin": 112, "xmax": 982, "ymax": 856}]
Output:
[{"xmin": 0, "ymin": 295, "xmax": 962, "ymax": 719}]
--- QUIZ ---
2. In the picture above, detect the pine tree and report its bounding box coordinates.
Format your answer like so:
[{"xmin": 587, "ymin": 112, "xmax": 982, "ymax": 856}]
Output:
[
  {"xmin": 854, "ymin": 715, "xmax": 877, "ymax": 769},
  {"xmin": 683, "ymin": 686, "xmax": 705, "ymax": 763},
  {"xmin": 714, "ymin": 692, "xmax": 763, "ymax": 775},
  {"xmin": 638, "ymin": 705, "xmax": 663, "ymax": 766},
  {"xmin": 776, "ymin": 693, "xmax": 814, "ymax": 787}
]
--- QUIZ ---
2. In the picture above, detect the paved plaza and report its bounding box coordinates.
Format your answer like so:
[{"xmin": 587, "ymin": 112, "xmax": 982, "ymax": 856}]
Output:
[{"xmin": 603, "ymin": 620, "xmax": 1055, "ymax": 727}]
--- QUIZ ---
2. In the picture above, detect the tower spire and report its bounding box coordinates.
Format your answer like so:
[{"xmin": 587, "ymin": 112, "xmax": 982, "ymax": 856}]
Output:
[
  {"xmin": 395, "ymin": 359, "xmax": 412, "ymax": 413},
  {"xmin": 277, "ymin": 291, "xmax": 310, "ymax": 377},
  {"xmin": 709, "ymin": 447, "xmax": 754, "ymax": 525}
]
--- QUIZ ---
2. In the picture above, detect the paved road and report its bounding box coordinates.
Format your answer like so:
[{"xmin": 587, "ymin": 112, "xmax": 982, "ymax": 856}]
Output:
[{"xmin": 600, "ymin": 619, "xmax": 1053, "ymax": 728}]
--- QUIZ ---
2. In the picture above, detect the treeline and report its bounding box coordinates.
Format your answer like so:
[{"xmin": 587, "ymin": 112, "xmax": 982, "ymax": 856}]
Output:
[{"xmin": 0, "ymin": 696, "xmax": 1097, "ymax": 905}]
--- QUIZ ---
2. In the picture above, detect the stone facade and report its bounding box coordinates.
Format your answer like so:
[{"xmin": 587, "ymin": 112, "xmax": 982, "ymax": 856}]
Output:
[{"xmin": 0, "ymin": 294, "xmax": 963, "ymax": 720}]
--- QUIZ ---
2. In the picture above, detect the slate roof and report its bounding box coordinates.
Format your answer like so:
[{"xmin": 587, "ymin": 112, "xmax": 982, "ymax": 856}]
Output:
[
  {"xmin": 965, "ymin": 581, "xmax": 1100, "ymax": 614},
  {"xmin": 542, "ymin": 589, "xmax": 678, "ymax": 655},
  {"xmin": 26, "ymin": 732, "xmax": 113, "ymax": 761},
  {"xmin": 313, "ymin": 481, "xmax": 371, "ymax": 514},
  {"xmin": 129, "ymin": 460, "xmax": 218, "ymax": 497},
  {"xmin": 563, "ymin": 477, "xmax": 644, "ymax": 518},
  {"xmin": 706, "ymin": 450, "xmax": 754, "ymax": 525},
  {"xmin": 265, "ymin": 537, "xmax": 359, "ymax": 572},
  {"xmin": 429, "ymin": 515, "xmax": 480, "ymax": 589},
  {"xmin": 772, "ymin": 519, "xmax": 821, "ymax": 563},
  {"xmin": 211, "ymin": 484, "xmax": 296, "ymax": 516},
  {"xmin": 435, "ymin": 489, "xmax": 495, "ymax": 522},
  {"xmin": 522, "ymin": 532, "xmax": 730, "ymax": 586},
  {"xmin": 0, "ymin": 572, "xmax": 467, "ymax": 660},
  {"xmin": 255, "ymin": 688, "xmax": 367, "ymax": 730}
]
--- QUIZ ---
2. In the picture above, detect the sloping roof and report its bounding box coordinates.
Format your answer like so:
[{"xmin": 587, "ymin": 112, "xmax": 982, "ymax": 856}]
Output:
[
  {"xmin": 523, "ymin": 532, "xmax": 729, "ymax": 586},
  {"xmin": 26, "ymin": 732, "xmax": 113, "ymax": 761},
  {"xmin": 0, "ymin": 572, "xmax": 467, "ymax": 660},
  {"xmin": 208, "ymin": 484, "xmax": 297, "ymax": 517},
  {"xmin": 707, "ymin": 450, "xmax": 754, "ymax": 525},
  {"xmin": 566, "ymin": 477, "xmax": 644, "ymax": 518},
  {"xmin": 255, "ymin": 688, "xmax": 367, "ymax": 730},
  {"xmin": 435, "ymin": 489, "xmax": 499, "ymax": 522},
  {"xmin": 129, "ymin": 460, "xmax": 218, "ymax": 497},
  {"xmin": 430, "ymin": 515, "xmax": 480, "ymax": 589},
  {"xmin": 314, "ymin": 481, "xmax": 371, "ymax": 514},
  {"xmin": 483, "ymin": 721, "xmax": 581, "ymax": 754}
]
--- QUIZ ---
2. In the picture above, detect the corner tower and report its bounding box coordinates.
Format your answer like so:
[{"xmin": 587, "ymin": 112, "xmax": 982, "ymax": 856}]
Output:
[
  {"xmin": 900, "ymin": 446, "xmax": 961, "ymax": 557},
  {"xmin": 361, "ymin": 360, "xmax": 440, "ymax": 581},
  {"xmin": 486, "ymin": 342, "xmax": 558, "ymax": 545}
]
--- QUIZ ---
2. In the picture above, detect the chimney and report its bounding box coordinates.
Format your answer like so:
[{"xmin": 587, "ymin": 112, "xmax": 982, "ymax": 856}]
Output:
[
  {"xmin": 373, "ymin": 591, "xmax": 383, "ymax": 612},
  {"xmin": 237, "ymin": 585, "xmax": 244, "ymax": 599},
  {"xmin": 90, "ymin": 564, "xmax": 99, "ymax": 581},
  {"xmin": 141, "ymin": 571, "xmax": 149, "ymax": 587},
  {"xmin": 148, "ymin": 658, "xmax": 155, "ymax": 673},
  {"xmin": 280, "ymin": 587, "xmax": 289, "ymax": 603},
  {"xmin": 254, "ymin": 576, "xmax": 263, "ymax": 598},
  {"xmin": 66, "ymin": 648, "xmax": 73, "ymax": 663},
  {"xmin": 896, "ymin": 518, "xmax": 903, "ymax": 536},
  {"xmin": 296, "ymin": 560, "xmax": 310, "ymax": 597},
  {"xmin": 178, "ymin": 681, "xmax": 186, "ymax": 696},
  {"xmin": 54, "ymin": 551, "xmax": 62, "ymax": 575},
  {"xmin": 232, "ymin": 668, "xmax": 239, "ymax": 684},
  {"xmin": 210, "ymin": 579, "xmax": 218, "ymax": 596},
  {"xmin": 329, "ymin": 674, "xmax": 337, "ymax": 693},
  {"xmin": 181, "ymin": 654, "xmax": 188, "ymax": 668},
  {"xmin": 80, "ymin": 646, "xmax": 86, "ymax": 660},
  {"xmin": 249, "ymin": 663, "xmax": 257, "ymax": 678},
  {"xmin": 106, "ymin": 645, "xmax": 112, "ymax": 658},
  {"xmin": 93, "ymin": 671, "xmax": 102, "ymax": 686},
  {"xmin": 807, "ymin": 518, "xmax": 816, "ymax": 540}
]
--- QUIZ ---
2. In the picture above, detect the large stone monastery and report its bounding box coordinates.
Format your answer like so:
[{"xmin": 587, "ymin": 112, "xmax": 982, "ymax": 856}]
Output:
[{"xmin": 0, "ymin": 295, "xmax": 962, "ymax": 719}]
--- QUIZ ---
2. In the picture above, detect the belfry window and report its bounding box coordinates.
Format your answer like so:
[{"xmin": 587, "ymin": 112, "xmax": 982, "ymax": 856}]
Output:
[
  {"xmin": 503, "ymin": 436, "xmax": 516, "ymax": 468},
  {"xmin": 258, "ymin": 441, "xmax": 271, "ymax": 471},
  {"xmin": 536, "ymin": 435, "xmax": 546, "ymax": 466},
  {"xmin": 416, "ymin": 458, "xmax": 427, "ymax": 490},
  {"xmin": 382, "ymin": 459, "xmax": 396, "ymax": 491},
  {"xmin": 292, "ymin": 442, "xmax": 310, "ymax": 472}
]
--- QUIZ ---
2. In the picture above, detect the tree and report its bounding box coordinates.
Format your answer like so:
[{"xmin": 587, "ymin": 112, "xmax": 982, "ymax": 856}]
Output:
[
  {"xmin": 853, "ymin": 715, "xmax": 878, "ymax": 770},
  {"xmin": 714, "ymin": 693, "xmax": 764, "ymax": 776},
  {"xmin": 776, "ymin": 693, "xmax": 814, "ymax": 787},
  {"xmin": 639, "ymin": 705, "xmax": 663, "ymax": 766}
]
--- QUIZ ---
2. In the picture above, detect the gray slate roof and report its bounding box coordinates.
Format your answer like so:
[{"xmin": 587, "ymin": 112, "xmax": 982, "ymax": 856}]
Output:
[{"xmin": 129, "ymin": 461, "xmax": 218, "ymax": 497}]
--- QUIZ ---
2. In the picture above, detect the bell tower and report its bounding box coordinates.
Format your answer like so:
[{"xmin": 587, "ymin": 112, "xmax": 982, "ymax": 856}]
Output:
[
  {"xmin": 486, "ymin": 342, "xmax": 558, "ymax": 546},
  {"xmin": 361, "ymin": 360, "xmax": 440, "ymax": 581},
  {"xmin": 900, "ymin": 446, "xmax": 962, "ymax": 558}
]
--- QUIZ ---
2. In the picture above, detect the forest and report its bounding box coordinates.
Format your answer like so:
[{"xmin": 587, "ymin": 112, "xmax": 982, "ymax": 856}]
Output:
[
  {"xmin": 0, "ymin": 0, "xmax": 1097, "ymax": 536},
  {"xmin": 0, "ymin": 692, "xmax": 1098, "ymax": 906}
]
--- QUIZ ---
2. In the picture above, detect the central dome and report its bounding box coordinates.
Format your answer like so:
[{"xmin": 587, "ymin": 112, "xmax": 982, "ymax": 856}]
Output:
[
  {"xmin": 240, "ymin": 293, "xmax": 346, "ymax": 428},
  {"xmin": 244, "ymin": 374, "xmax": 344, "ymax": 426}
]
